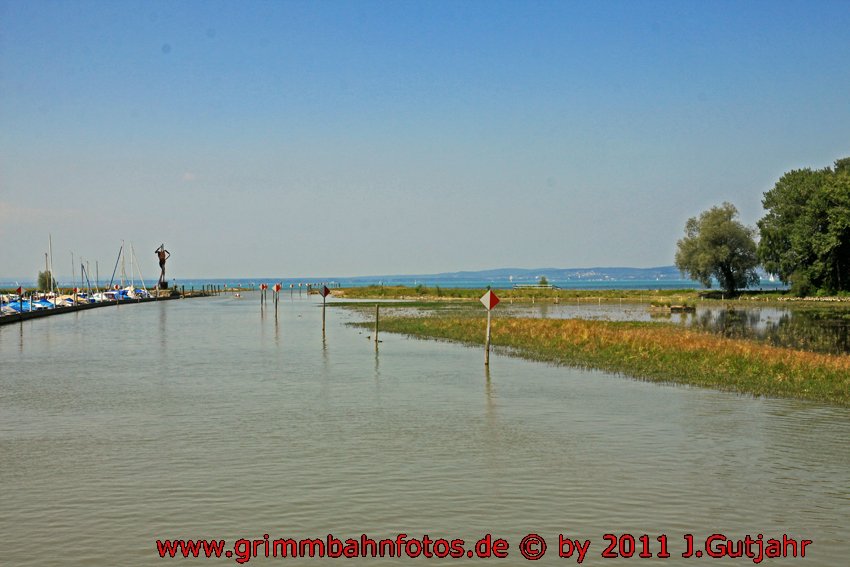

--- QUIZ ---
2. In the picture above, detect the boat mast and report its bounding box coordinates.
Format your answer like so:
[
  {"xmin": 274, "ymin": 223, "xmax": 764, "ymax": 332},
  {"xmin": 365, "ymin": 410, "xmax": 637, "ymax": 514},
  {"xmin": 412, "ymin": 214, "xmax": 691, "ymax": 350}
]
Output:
[
  {"xmin": 130, "ymin": 243, "xmax": 148, "ymax": 294},
  {"xmin": 48, "ymin": 234, "xmax": 55, "ymax": 295},
  {"xmin": 120, "ymin": 240, "xmax": 126, "ymax": 288},
  {"xmin": 108, "ymin": 242, "xmax": 123, "ymax": 291}
]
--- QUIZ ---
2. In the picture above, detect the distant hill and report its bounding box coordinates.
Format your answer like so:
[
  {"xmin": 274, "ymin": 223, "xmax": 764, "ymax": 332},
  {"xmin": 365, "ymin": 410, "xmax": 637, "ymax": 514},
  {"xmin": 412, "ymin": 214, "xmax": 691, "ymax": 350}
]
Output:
[{"xmin": 346, "ymin": 266, "xmax": 684, "ymax": 283}]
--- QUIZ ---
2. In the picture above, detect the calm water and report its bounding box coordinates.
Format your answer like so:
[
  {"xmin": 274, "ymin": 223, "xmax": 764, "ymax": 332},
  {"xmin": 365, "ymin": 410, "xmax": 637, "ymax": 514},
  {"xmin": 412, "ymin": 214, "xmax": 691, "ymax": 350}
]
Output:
[{"xmin": 1, "ymin": 294, "xmax": 848, "ymax": 565}]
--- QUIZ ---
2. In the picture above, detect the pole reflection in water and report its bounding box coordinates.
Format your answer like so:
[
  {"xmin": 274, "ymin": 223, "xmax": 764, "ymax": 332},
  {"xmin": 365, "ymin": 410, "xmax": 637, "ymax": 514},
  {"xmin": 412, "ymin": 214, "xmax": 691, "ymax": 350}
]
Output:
[{"xmin": 484, "ymin": 364, "xmax": 496, "ymax": 426}]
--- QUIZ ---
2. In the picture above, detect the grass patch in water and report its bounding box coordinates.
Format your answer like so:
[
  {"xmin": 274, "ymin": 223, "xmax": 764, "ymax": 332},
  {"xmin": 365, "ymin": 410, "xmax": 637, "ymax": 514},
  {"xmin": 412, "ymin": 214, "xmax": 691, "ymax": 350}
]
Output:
[{"xmin": 358, "ymin": 315, "xmax": 850, "ymax": 406}]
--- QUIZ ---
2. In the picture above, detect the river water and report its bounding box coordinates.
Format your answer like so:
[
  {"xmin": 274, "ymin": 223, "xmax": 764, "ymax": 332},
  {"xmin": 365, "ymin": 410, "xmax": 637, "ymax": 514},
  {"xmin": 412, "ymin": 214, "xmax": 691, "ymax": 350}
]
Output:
[{"xmin": 1, "ymin": 294, "xmax": 848, "ymax": 565}]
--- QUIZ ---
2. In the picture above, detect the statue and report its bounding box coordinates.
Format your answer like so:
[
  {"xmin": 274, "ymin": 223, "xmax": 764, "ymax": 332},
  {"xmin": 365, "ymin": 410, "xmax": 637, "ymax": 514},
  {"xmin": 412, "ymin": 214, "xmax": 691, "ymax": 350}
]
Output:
[{"xmin": 155, "ymin": 244, "xmax": 170, "ymax": 288}]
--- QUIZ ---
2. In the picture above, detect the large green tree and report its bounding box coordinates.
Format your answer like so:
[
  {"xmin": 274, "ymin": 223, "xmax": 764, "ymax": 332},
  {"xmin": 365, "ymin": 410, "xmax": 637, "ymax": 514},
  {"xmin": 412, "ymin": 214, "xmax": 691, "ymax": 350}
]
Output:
[
  {"xmin": 758, "ymin": 158, "xmax": 850, "ymax": 295},
  {"xmin": 37, "ymin": 270, "xmax": 57, "ymax": 291},
  {"xmin": 675, "ymin": 203, "xmax": 760, "ymax": 295}
]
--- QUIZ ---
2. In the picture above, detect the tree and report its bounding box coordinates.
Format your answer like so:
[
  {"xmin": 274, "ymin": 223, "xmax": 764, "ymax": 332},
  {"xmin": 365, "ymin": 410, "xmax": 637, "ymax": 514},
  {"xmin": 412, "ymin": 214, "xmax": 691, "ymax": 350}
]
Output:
[
  {"xmin": 538, "ymin": 275, "xmax": 549, "ymax": 286},
  {"xmin": 675, "ymin": 203, "xmax": 760, "ymax": 295},
  {"xmin": 37, "ymin": 270, "xmax": 57, "ymax": 292},
  {"xmin": 757, "ymin": 158, "xmax": 850, "ymax": 295}
]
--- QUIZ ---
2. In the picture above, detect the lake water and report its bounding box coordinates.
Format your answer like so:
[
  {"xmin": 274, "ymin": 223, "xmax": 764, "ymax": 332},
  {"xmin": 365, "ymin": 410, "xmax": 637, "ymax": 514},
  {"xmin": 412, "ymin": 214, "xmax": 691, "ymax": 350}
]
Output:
[{"xmin": 1, "ymin": 294, "xmax": 848, "ymax": 565}]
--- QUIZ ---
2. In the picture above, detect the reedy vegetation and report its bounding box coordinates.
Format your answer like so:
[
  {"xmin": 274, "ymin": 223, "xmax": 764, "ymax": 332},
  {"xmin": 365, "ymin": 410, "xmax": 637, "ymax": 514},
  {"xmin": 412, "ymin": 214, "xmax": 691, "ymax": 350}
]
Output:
[
  {"xmin": 353, "ymin": 312, "xmax": 850, "ymax": 406},
  {"xmin": 337, "ymin": 285, "xmax": 701, "ymax": 301}
]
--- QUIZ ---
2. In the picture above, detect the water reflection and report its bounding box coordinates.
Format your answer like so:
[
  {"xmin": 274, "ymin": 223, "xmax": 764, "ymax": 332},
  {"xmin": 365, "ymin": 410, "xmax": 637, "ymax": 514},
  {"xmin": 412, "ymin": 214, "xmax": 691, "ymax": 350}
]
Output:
[
  {"xmin": 483, "ymin": 365, "xmax": 496, "ymax": 423},
  {"xmin": 500, "ymin": 302, "xmax": 850, "ymax": 354},
  {"xmin": 158, "ymin": 301, "xmax": 167, "ymax": 351},
  {"xmin": 691, "ymin": 307, "xmax": 850, "ymax": 354}
]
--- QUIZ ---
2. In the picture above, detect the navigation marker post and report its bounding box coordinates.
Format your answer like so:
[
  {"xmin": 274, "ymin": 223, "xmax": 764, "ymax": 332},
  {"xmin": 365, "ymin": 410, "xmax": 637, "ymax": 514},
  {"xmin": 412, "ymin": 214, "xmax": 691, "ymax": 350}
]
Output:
[
  {"xmin": 320, "ymin": 285, "xmax": 331, "ymax": 332},
  {"xmin": 480, "ymin": 290, "xmax": 500, "ymax": 366},
  {"xmin": 274, "ymin": 283, "xmax": 282, "ymax": 311}
]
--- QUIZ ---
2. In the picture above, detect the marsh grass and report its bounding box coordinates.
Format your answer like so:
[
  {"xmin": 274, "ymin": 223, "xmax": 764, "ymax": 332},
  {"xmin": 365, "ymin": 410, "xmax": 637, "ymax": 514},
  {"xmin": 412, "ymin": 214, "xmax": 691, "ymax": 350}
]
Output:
[
  {"xmin": 337, "ymin": 285, "xmax": 700, "ymax": 302},
  {"xmin": 338, "ymin": 285, "xmax": 850, "ymax": 309},
  {"xmin": 357, "ymin": 314, "xmax": 850, "ymax": 406}
]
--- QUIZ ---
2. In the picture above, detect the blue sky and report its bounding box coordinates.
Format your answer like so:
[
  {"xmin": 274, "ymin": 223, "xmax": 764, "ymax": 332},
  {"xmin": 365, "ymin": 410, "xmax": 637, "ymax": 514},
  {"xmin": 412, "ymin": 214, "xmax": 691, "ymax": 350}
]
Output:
[{"xmin": 2, "ymin": 0, "xmax": 849, "ymax": 280}]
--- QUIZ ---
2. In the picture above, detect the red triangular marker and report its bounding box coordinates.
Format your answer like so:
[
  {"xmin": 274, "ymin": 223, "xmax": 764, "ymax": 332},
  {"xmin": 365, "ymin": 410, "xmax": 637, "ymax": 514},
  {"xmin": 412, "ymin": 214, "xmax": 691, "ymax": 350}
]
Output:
[{"xmin": 480, "ymin": 290, "xmax": 500, "ymax": 310}]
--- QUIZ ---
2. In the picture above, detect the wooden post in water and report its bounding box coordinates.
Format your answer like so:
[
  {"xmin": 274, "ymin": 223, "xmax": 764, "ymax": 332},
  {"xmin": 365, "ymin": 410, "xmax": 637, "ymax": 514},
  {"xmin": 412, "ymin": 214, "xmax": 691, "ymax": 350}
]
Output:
[
  {"xmin": 320, "ymin": 285, "xmax": 330, "ymax": 332},
  {"xmin": 485, "ymin": 308, "xmax": 492, "ymax": 366},
  {"xmin": 374, "ymin": 304, "xmax": 379, "ymax": 344},
  {"xmin": 480, "ymin": 290, "xmax": 500, "ymax": 367}
]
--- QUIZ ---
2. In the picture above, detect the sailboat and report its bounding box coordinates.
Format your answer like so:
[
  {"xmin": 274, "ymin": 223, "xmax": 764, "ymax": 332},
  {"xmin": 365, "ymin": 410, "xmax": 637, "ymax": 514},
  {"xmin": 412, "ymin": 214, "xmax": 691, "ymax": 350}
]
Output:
[{"xmin": 93, "ymin": 241, "xmax": 152, "ymax": 301}]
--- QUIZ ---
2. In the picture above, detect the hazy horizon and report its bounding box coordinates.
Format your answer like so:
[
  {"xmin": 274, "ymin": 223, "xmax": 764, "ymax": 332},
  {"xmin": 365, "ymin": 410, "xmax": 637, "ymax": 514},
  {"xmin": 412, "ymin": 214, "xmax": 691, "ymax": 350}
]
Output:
[{"xmin": 3, "ymin": 262, "xmax": 687, "ymax": 284}]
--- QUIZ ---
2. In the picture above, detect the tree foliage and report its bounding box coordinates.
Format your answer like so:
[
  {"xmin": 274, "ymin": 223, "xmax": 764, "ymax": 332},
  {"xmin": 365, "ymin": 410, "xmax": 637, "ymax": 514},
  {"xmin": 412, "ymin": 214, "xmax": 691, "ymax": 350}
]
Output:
[
  {"xmin": 37, "ymin": 270, "xmax": 57, "ymax": 291},
  {"xmin": 675, "ymin": 203, "xmax": 759, "ymax": 295},
  {"xmin": 758, "ymin": 158, "xmax": 850, "ymax": 295}
]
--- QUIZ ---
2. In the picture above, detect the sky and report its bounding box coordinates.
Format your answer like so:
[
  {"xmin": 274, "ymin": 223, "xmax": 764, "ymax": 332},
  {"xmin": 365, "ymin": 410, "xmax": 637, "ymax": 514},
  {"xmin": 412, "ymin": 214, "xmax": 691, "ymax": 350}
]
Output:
[{"xmin": 1, "ymin": 0, "xmax": 849, "ymax": 280}]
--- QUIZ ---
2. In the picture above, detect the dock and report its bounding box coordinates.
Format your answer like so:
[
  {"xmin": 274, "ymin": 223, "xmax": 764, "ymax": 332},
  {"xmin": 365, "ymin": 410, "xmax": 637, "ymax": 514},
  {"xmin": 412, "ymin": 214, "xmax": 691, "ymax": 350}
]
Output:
[{"xmin": 0, "ymin": 290, "xmax": 211, "ymax": 327}]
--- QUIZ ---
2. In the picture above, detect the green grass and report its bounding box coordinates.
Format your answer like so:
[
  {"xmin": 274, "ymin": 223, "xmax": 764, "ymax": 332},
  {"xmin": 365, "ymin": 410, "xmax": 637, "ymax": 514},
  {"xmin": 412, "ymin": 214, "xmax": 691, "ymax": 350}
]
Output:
[
  {"xmin": 353, "ymin": 313, "xmax": 850, "ymax": 406},
  {"xmin": 337, "ymin": 285, "xmax": 702, "ymax": 302},
  {"xmin": 336, "ymin": 285, "xmax": 850, "ymax": 308}
]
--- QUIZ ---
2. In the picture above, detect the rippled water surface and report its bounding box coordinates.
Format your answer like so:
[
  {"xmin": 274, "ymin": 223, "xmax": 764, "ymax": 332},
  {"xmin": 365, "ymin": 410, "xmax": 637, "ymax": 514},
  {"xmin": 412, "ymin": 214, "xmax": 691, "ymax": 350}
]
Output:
[{"xmin": 1, "ymin": 294, "xmax": 849, "ymax": 565}]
